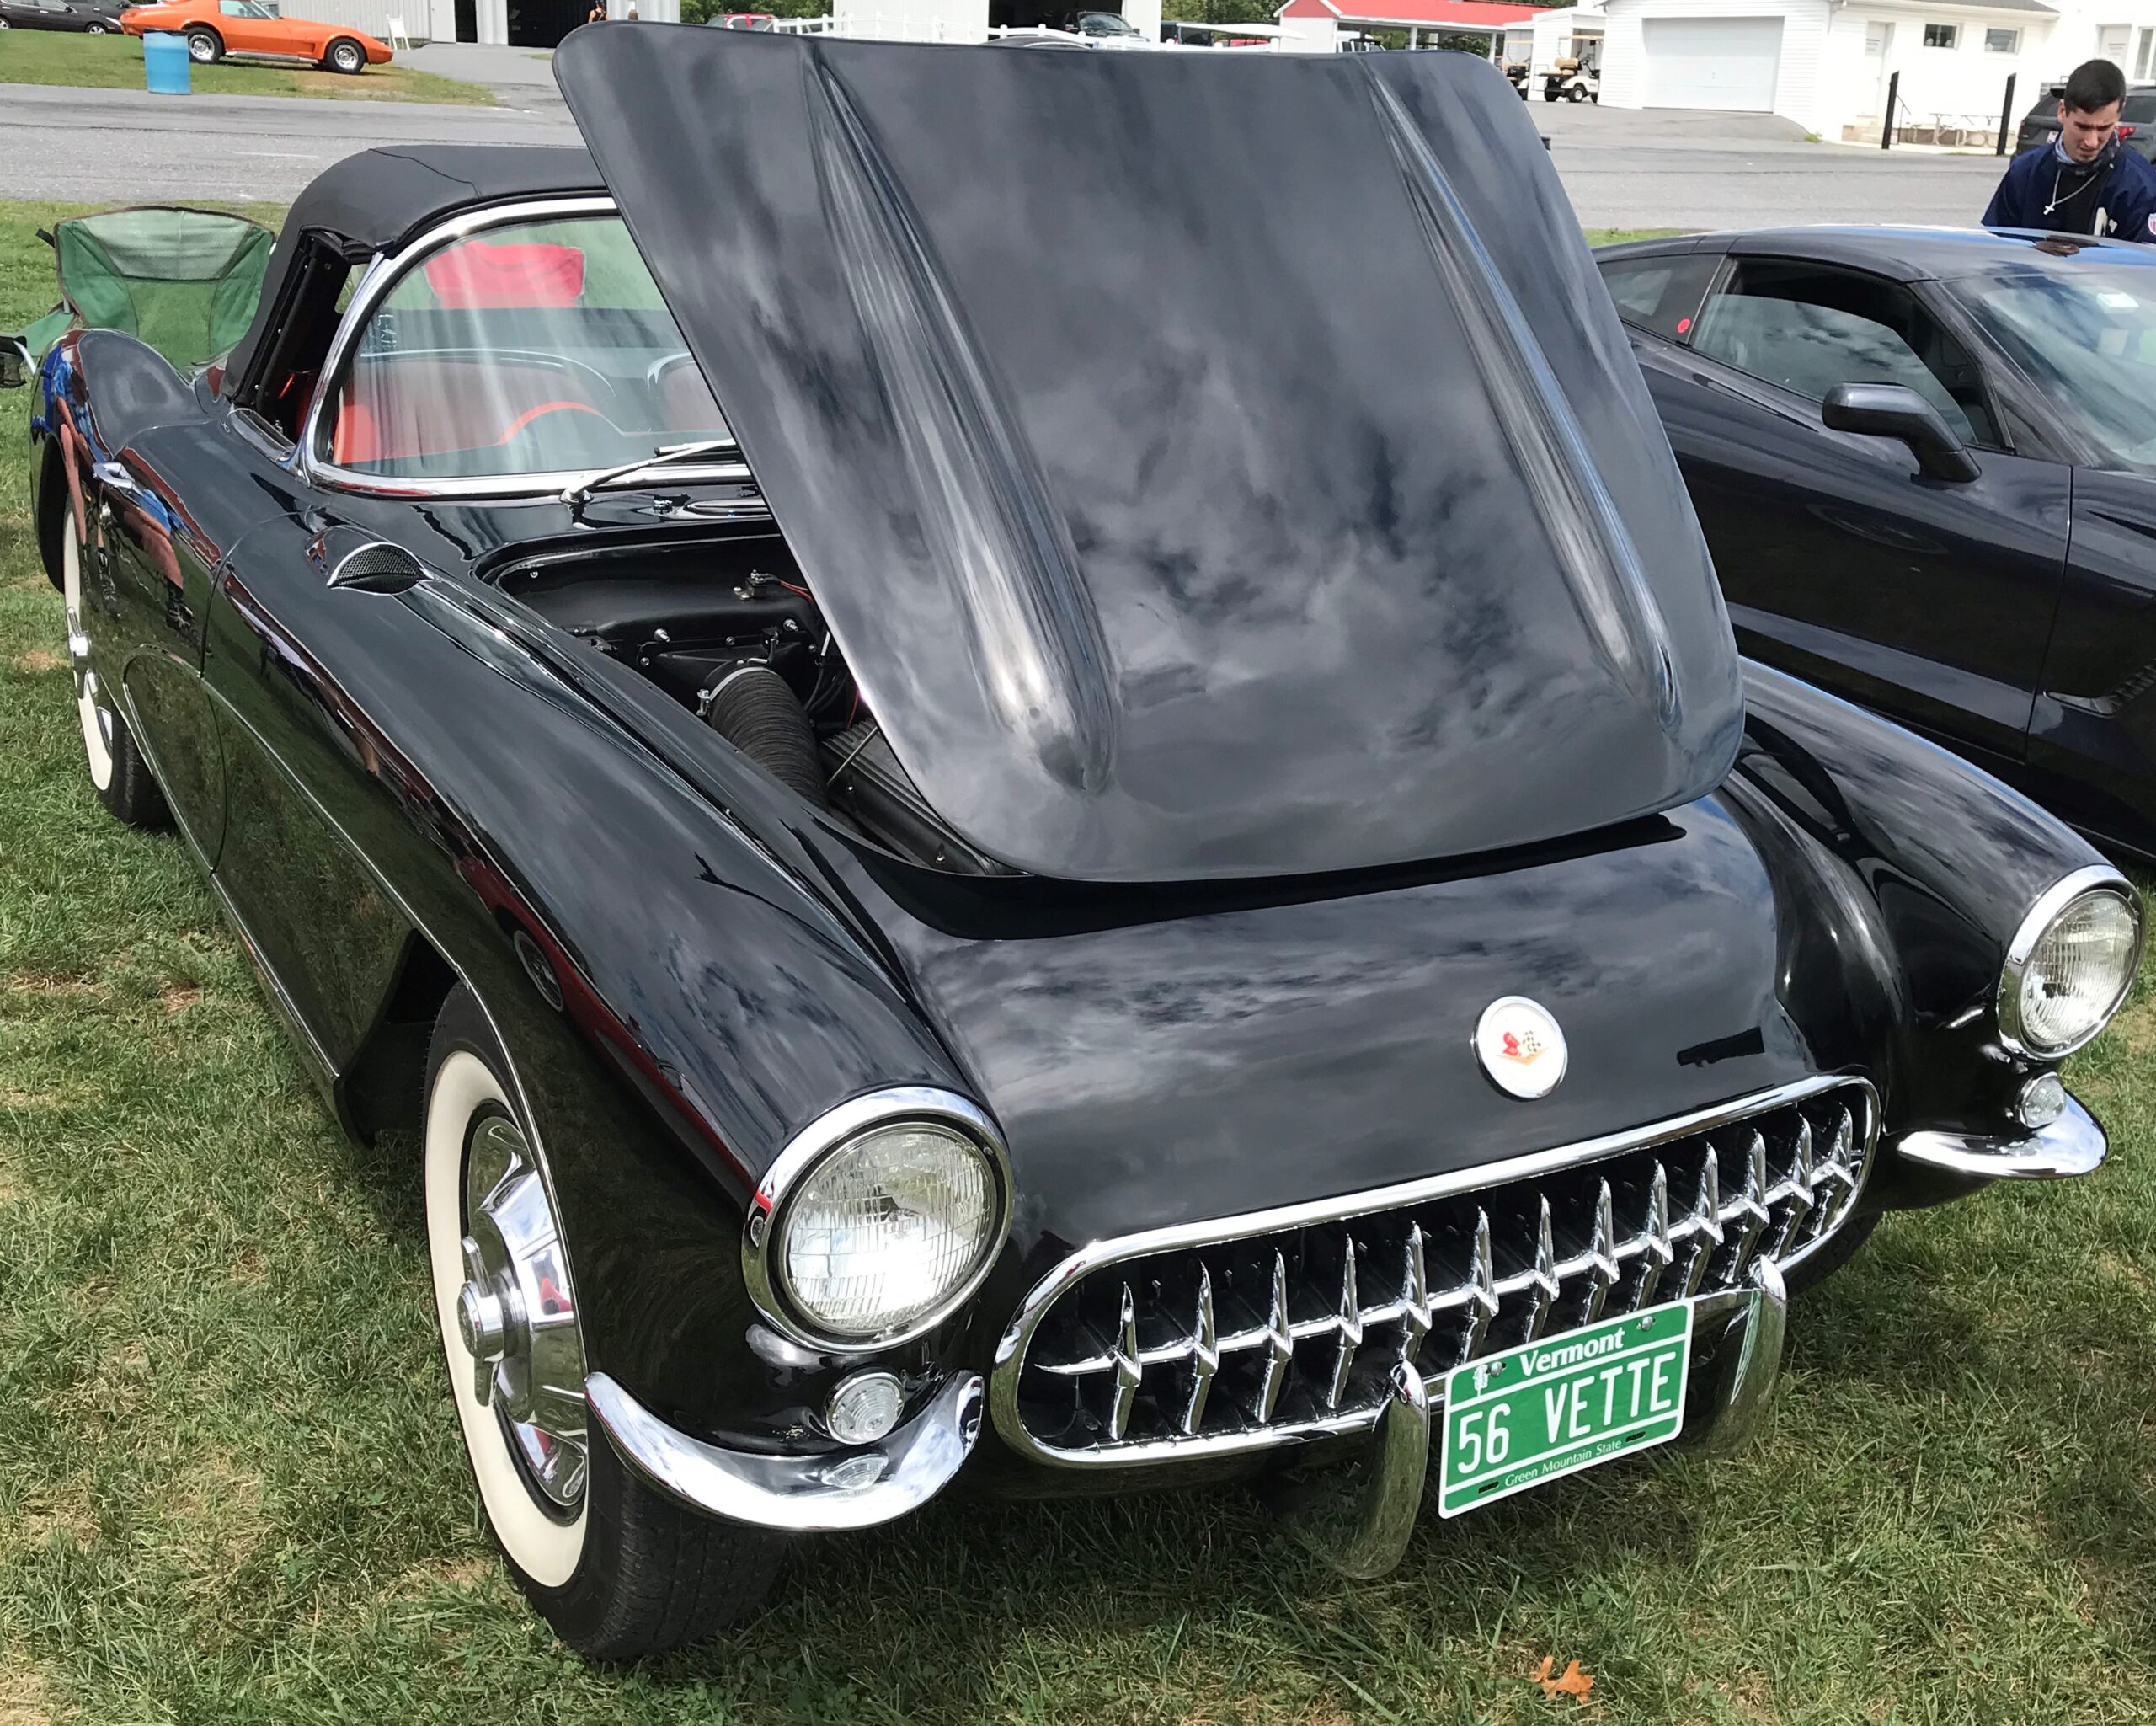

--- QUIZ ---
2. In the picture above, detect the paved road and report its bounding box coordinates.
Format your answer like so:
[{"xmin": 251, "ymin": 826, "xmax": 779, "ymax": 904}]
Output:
[
  {"xmin": 1534, "ymin": 101, "xmax": 2008, "ymax": 232},
  {"xmin": 0, "ymin": 82, "xmax": 577, "ymax": 206},
  {"xmin": 2, "ymin": 72, "xmax": 2009, "ymax": 232}
]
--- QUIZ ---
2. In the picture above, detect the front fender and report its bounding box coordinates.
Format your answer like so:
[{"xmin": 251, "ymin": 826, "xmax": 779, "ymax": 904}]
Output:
[
  {"xmin": 198, "ymin": 530, "xmax": 975, "ymax": 1456},
  {"xmin": 1732, "ymin": 660, "xmax": 2113, "ymax": 1200}
]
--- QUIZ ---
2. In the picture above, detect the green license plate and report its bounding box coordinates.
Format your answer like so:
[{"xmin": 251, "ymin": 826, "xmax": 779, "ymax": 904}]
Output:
[{"xmin": 1437, "ymin": 1299, "xmax": 1694, "ymax": 1518}]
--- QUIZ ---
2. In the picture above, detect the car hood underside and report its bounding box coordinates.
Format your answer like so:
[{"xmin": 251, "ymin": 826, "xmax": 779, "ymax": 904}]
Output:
[{"xmin": 557, "ymin": 29, "xmax": 1743, "ymax": 881}]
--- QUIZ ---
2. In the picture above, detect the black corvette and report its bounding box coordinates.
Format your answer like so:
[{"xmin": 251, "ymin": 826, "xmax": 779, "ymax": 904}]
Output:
[
  {"xmin": 1599, "ymin": 225, "xmax": 2156, "ymax": 859},
  {"xmin": 17, "ymin": 38, "xmax": 2144, "ymax": 1658}
]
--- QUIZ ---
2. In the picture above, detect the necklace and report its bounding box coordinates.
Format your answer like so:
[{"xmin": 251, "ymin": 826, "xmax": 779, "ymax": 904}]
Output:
[{"xmin": 2047, "ymin": 163, "xmax": 2103, "ymax": 217}]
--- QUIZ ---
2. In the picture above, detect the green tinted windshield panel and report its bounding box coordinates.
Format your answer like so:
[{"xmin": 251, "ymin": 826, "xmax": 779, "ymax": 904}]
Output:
[{"xmin": 323, "ymin": 214, "xmax": 732, "ymax": 481}]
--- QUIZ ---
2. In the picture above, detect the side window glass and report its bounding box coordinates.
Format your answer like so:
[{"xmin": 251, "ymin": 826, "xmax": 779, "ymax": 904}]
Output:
[
  {"xmin": 1598, "ymin": 253, "xmax": 1719, "ymax": 343},
  {"xmin": 2122, "ymin": 93, "xmax": 2156, "ymax": 124},
  {"xmin": 1690, "ymin": 259, "xmax": 1999, "ymax": 447}
]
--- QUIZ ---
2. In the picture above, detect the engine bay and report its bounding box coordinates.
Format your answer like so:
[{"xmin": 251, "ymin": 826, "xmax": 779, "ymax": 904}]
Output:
[{"xmin": 493, "ymin": 535, "xmax": 1011, "ymax": 874}]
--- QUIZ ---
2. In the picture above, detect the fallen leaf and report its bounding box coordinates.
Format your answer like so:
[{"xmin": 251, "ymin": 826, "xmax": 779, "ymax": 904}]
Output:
[{"xmin": 1534, "ymin": 1656, "xmax": 1594, "ymax": 1700}]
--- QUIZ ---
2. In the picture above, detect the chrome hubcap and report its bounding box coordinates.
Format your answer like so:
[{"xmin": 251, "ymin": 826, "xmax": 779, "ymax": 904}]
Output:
[{"xmin": 456, "ymin": 1113, "xmax": 588, "ymax": 1513}]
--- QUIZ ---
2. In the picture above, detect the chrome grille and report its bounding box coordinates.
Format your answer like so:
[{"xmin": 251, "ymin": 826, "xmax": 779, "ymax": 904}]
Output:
[{"xmin": 995, "ymin": 1078, "xmax": 1875, "ymax": 1466}]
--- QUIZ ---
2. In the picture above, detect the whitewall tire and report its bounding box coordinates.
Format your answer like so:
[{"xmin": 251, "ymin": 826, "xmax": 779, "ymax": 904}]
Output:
[
  {"xmin": 423, "ymin": 986, "xmax": 787, "ymax": 1658},
  {"xmin": 62, "ymin": 515, "xmax": 166, "ymax": 827},
  {"xmin": 425, "ymin": 1045, "xmax": 590, "ymax": 1587}
]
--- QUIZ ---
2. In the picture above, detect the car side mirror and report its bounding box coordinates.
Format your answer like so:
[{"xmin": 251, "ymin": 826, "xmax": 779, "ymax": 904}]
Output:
[
  {"xmin": 1821, "ymin": 382, "xmax": 1980, "ymax": 484},
  {"xmin": 0, "ymin": 335, "xmax": 31, "ymax": 391}
]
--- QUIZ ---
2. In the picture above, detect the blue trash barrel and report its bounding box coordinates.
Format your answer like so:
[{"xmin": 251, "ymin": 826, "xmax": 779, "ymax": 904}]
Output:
[{"xmin": 143, "ymin": 31, "xmax": 192, "ymax": 95}]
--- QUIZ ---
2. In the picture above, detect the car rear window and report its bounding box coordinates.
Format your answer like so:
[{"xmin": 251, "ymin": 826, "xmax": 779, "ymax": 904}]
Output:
[
  {"xmin": 1597, "ymin": 252, "xmax": 1719, "ymax": 343},
  {"xmin": 2123, "ymin": 91, "xmax": 2156, "ymax": 123}
]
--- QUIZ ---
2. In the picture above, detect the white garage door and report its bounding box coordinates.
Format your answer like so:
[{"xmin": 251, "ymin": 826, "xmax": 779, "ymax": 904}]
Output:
[{"xmin": 1641, "ymin": 16, "xmax": 1784, "ymax": 111}]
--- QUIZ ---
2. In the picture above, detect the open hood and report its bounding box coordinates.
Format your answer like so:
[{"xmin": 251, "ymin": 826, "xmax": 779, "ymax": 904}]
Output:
[{"xmin": 555, "ymin": 29, "xmax": 1742, "ymax": 882}]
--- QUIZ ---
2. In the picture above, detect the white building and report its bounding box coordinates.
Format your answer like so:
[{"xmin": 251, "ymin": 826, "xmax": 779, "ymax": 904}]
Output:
[
  {"xmin": 294, "ymin": 0, "xmax": 680, "ymax": 50},
  {"xmin": 1595, "ymin": 0, "xmax": 2156, "ymax": 140}
]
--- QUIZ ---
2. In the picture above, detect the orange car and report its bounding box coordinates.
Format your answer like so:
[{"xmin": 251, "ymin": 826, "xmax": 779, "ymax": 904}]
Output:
[{"xmin": 120, "ymin": 0, "xmax": 392, "ymax": 72}]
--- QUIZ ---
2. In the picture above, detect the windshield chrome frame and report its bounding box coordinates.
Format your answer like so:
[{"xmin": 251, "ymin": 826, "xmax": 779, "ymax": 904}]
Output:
[{"xmin": 298, "ymin": 194, "xmax": 756, "ymax": 501}]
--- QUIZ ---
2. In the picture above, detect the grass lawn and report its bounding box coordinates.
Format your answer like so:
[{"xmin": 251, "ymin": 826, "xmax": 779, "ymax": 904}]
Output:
[
  {"xmin": 3, "ymin": 196, "xmax": 2156, "ymax": 1723},
  {"xmin": 0, "ymin": 29, "xmax": 495, "ymax": 104}
]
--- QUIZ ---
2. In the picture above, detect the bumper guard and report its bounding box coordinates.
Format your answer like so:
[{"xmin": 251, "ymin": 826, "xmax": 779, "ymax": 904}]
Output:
[
  {"xmin": 586, "ymin": 1371, "xmax": 984, "ymax": 1532},
  {"xmin": 1894, "ymin": 1093, "xmax": 2107, "ymax": 1181}
]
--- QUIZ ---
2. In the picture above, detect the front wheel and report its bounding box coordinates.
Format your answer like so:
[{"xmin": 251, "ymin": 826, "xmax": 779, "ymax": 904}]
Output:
[
  {"xmin": 1567, "ymin": 83, "xmax": 1588, "ymax": 103},
  {"xmin": 86, "ymin": 20, "xmax": 109, "ymax": 31},
  {"xmin": 324, "ymin": 36, "xmax": 364, "ymax": 72},
  {"xmin": 424, "ymin": 987, "xmax": 786, "ymax": 1659},
  {"xmin": 185, "ymin": 26, "xmax": 221, "ymax": 61}
]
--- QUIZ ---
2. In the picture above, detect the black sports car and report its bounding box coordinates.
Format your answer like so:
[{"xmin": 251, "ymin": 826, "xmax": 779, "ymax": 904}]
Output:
[
  {"xmin": 0, "ymin": 0, "xmax": 129, "ymax": 31},
  {"xmin": 1600, "ymin": 225, "xmax": 2156, "ymax": 860},
  {"xmin": 17, "ymin": 40, "xmax": 2143, "ymax": 1659}
]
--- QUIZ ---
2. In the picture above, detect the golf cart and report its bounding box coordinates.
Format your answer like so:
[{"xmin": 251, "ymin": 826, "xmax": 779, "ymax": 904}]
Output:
[{"xmin": 1545, "ymin": 52, "xmax": 1598, "ymax": 102}]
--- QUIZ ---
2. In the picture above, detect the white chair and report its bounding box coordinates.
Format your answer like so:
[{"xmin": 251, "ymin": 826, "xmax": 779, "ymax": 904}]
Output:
[{"xmin": 385, "ymin": 13, "xmax": 413, "ymax": 48}]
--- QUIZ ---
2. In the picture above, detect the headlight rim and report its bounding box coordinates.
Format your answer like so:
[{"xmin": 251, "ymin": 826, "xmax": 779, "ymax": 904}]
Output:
[
  {"xmin": 1997, "ymin": 864, "xmax": 2143, "ymax": 1061},
  {"xmin": 744, "ymin": 1087, "xmax": 1012, "ymax": 1356}
]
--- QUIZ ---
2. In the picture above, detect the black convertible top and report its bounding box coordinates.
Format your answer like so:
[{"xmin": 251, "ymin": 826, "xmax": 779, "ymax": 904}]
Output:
[
  {"xmin": 275, "ymin": 143, "xmax": 603, "ymax": 255},
  {"xmin": 221, "ymin": 145, "xmax": 601, "ymax": 393}
]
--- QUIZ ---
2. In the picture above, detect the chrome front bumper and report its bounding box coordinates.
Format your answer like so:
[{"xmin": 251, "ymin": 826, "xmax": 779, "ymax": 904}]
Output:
[
  {"xmin": 586, "ymin": 1371, "xmax": 984, "ymax": 1532},
  {"xmin": 1894, "ymin": 1093, "xmax": 2108, "ymax": 1181}
]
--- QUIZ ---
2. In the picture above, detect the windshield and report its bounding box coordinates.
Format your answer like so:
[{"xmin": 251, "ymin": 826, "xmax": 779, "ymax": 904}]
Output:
[
  {"xmin": 320, "ymin": 212, "xmax": 733, "ymax": 484},
  {"xmin": 1949, "ymin": 267, "xmax": 2156, "ymax": 470},
  {"xmin": 1076, "ymin": 12, "xmax": 1138, "ymax": 34}
]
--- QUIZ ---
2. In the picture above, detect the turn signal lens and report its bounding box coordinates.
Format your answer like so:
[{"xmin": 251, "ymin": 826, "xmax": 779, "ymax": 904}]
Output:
[
  {"xmin": 2001, "ymin": 883, "xmax": 2141, "ymax": 1057},
  {"xmin": 825, "ymin": 1371, "xmax": 905, "ymax": 1445},
  {"xmin": 776, "ymin": 1122, "xmax": 1000, "ymax": 1340},
  {"xmin": 2015, "ymin": 1071, "xmax": 2067, "ymax": 1130}
]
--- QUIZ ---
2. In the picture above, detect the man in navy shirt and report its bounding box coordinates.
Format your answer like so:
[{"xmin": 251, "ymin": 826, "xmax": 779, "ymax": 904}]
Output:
[{"xmin": 1983, "ymin": 59, "xmax": 2156, "ymax": 242}]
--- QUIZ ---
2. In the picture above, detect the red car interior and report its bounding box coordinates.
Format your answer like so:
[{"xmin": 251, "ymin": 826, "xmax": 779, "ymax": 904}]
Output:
[{"xmin": 330, "ymin": 355, "xmax": 618, "ymax": 465}]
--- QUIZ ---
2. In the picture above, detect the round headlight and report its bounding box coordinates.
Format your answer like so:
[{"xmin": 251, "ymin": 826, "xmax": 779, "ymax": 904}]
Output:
[
  {"xmin": 748, "ymin": 1092, "xmax": 1010, "ymax": 1350},
  {"xmin": 1999, "ymin": 874, "xmax": 2142, "ymax": 1058}
]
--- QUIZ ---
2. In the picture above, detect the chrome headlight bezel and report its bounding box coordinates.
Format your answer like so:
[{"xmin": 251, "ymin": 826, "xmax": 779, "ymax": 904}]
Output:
[
  {"xmin": 1997, "ymin": 865, "xmax": 2143, "ymax": 1061},
  {"xmin": 743, "ymin": 1087, "xmax": 1013, "ymax": 1355}
]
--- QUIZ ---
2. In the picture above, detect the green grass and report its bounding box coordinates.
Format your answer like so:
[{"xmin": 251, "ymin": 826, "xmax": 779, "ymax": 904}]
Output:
[
  {"xmin": 3, "ymin": 196, "xmax": 2156, "ymax": 1723},
  {"xmin": 0, "ymin": 29, "xmax": 496, "ymax": 104}
]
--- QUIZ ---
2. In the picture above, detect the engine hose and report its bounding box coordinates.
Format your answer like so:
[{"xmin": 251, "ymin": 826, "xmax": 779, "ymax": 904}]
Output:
[{"xmin": 702, "ymin": 664, "xmax": 828, "ymax": 810}]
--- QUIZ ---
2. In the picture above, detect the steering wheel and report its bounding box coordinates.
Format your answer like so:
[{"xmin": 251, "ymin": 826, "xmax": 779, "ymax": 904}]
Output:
[{"xmin": 494, "ymin": 400, "xmax": 629, "ymax": 469}]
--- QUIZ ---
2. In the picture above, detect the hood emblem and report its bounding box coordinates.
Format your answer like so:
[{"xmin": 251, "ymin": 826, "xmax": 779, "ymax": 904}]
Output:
[{"xmin": 1475, "ymin": 997, "xmax": 1567, "ymax": 1098}]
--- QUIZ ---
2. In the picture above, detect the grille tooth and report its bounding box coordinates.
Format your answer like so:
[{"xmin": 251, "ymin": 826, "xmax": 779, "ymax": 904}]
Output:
[
  {"xmin": 1459, "ymin": 1209, "xmax": 1498, "ymax": 1365},
  {"xmin": 1397, "ymin": 1225, "xmax": 1432, "ymax": 1370},
  {"xmin": 1107, "ymin": 1284, "xmax": 1142, "ymax": 1441},
  {"xmin": 1578, "ymin": 1178, "xmax": 1620, "ymax": 1326},
  {"xmin": 1681, "ymin": 1153, "xmax": 1722, "ymax": 1296},
  {"xmin": 1724, "ymin": 1130, "xmax": 1772, "ymax": 1281},
  {"xmin": 1809, "ymin": 1106, "xmax": 1856, "ymax": 1239},
  {"xmin": 1177, "ymin": 1266, "xmax": 1220, "ymax": 1435},
  {"xmin": 1771, "ymin": 1119, "xmax": 1816, "ymax": 1258},
  {"xmin": 1522, "ymin": 1196, "xmax": 1561, "ymax": 1343},
  {"xmin": 1011, "ymin": 1082, "xmax": 1874, "ymax": 1461},
  {"xmin": 1323, "ymin": 1242, "xmax": 1365, "ymax": 1408},
  {"xmin": 1636, "ymin": 1161, "xmax": 1673, "ymax": 1309},
  {"xmin": 1250, "ymin": 1250, "xmax": 1295, "ymax": 1424}
]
